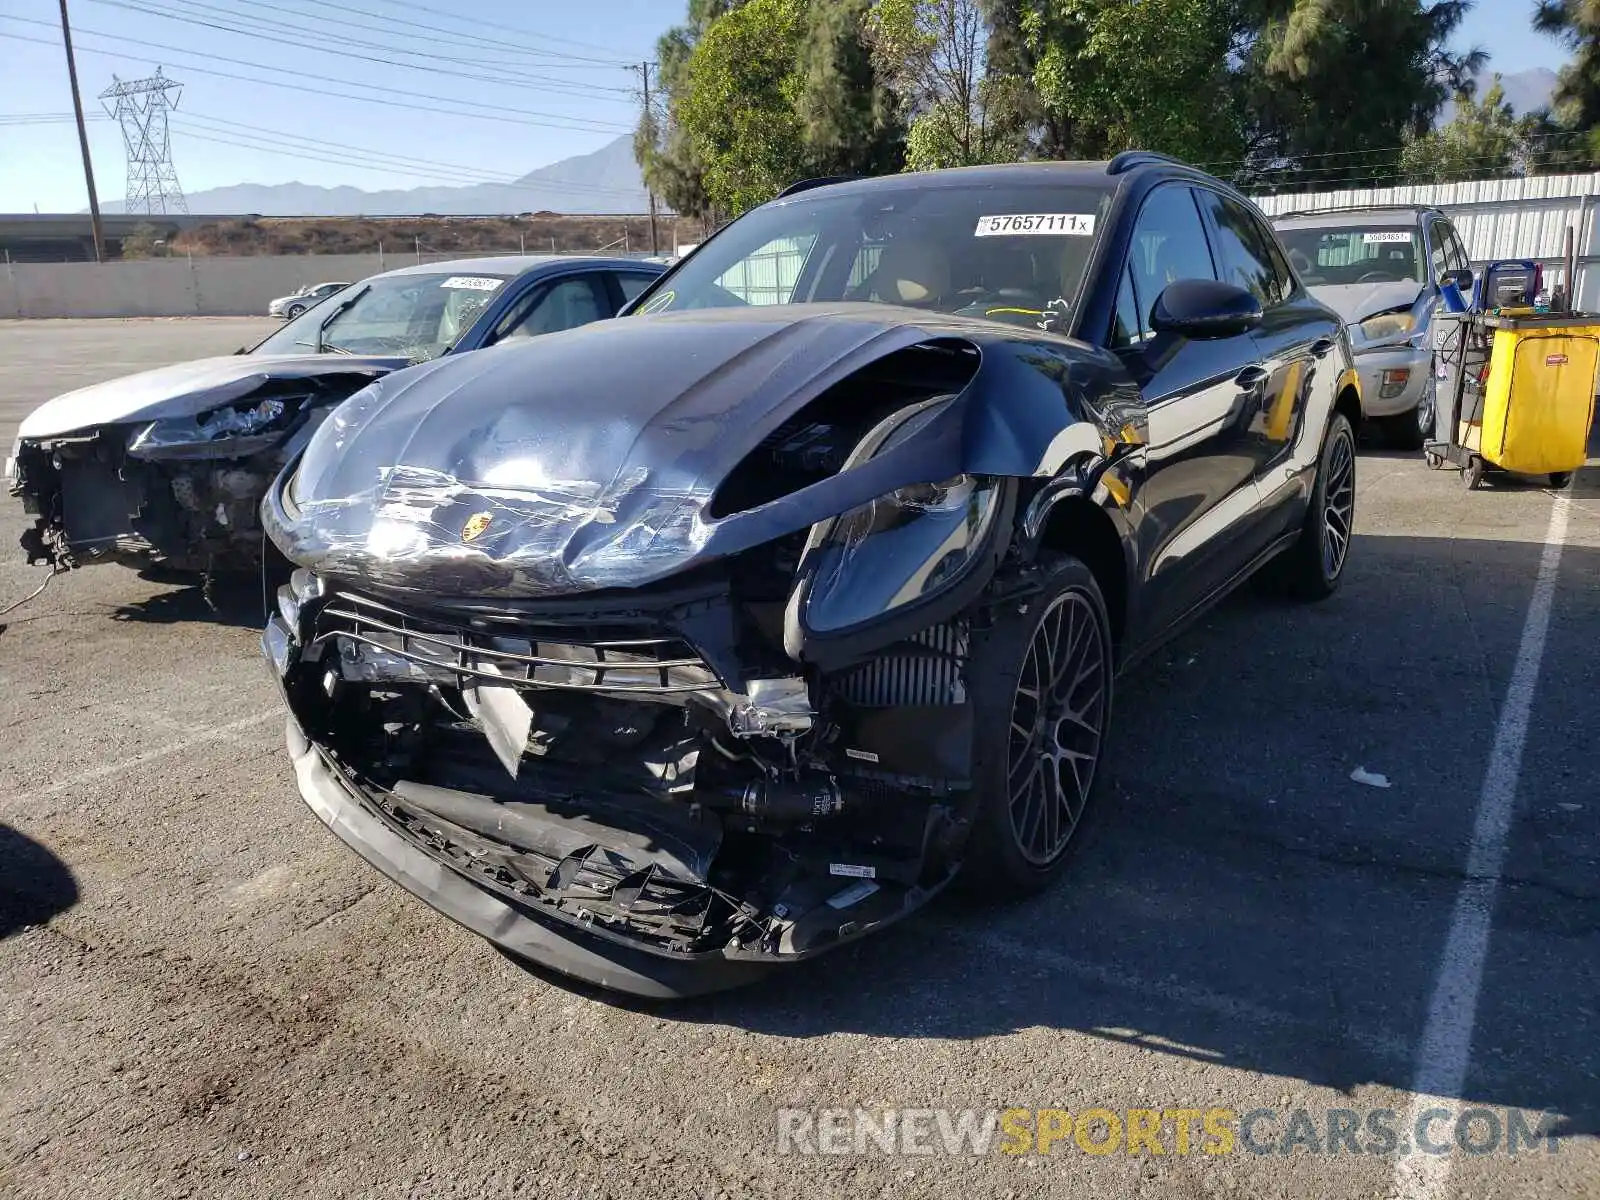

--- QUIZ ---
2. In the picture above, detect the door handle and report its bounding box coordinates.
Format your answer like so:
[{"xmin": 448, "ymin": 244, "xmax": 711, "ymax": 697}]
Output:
[
  {"xmin": 1310, "ymin": 338, "xmax": 1336, "ymax": 358},
  {"xmin": 1234, "ymin": 366, "xmax": 1270, "ymax": 388}
]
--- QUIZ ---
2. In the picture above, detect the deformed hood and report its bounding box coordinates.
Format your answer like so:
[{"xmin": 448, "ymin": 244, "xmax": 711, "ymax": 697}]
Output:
[
  {"xmin": 17, "ymin": 352, "xmax": 406, "ymax": 440},
  {"xmin": 268, "ymin": 303, "xmax": 1124, "ymax": 598},
  {"xmin": 1306, "ymin": 280, "xmax": 1426, "ymax": 325}
]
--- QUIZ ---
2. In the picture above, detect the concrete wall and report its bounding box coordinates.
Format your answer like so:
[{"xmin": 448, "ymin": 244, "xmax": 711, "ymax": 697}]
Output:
[{"xmin": 0, "ymin": 252, "xmax": 511, "ymax": 318}]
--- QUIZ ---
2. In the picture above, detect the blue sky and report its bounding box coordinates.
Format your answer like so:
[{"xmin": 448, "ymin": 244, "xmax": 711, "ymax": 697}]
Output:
[{"xmin": 0, "ymin": 0, "xmax": 1574, "ymax": 213}]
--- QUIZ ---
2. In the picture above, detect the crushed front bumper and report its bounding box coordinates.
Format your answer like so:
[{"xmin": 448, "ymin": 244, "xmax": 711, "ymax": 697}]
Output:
[{"xmin": 276, "ymin": 693, "xmax": 777, "ymax": 999}]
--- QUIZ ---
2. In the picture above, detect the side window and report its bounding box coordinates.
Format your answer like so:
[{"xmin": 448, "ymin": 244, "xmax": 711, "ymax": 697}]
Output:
[
  {"xmin": 1195, "ymin": 189, "xmax": 1286, "ymax": 307},
  {"xmin": 494, "ymin": 275, "xmax": 607, "ymax": 342},
  {"xmin": 614, "ymin": 271, "xmax": 656, "ymax": 305},
  {"xmin": 714, "ymin": 234, "xmax": 818, "ymax": 304},
  {"xmin": 1123, "ymin": 185, "xmax": 1218, "ymax": 336},
  {"xmin": 1441, "ymin": 223, "xmax": 1470, "ymax": 272},
  {"xmin": 1110, "ymin": 263, "xmax": 1145, "ymax": 349},
  {"xmin": 1426, "ymin": 222, "xmax": 1450, "ymax": 283}
]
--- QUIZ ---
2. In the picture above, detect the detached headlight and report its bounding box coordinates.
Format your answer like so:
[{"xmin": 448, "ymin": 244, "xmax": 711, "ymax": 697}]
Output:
[
  {"xmin": 126, "ymin": 396, "xmax": 297, "ymax": 459},
  {"xmin": 801, "ymin": 472, "xmax": 1000, "ymax": 634},
  {"xmin": 1358, "ymin": 309, "xmax": 1416, "ymax": 342}
]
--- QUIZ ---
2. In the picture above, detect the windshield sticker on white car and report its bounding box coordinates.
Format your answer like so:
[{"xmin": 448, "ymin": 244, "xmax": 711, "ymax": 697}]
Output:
[
  {"xmin": 1362, "ymin": 231, "xmax": 1412, "ymax": 244},
  {"xmin": 439, "ymin": 276, "xmax": 505, "ymax": 291},
  {"xmin": 974, "ymin": 213, "xmax": 1096, "ymax": 237}
]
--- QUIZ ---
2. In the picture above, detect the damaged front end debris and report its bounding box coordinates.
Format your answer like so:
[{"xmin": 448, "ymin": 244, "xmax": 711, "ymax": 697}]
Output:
[{"xmin": 9, "ymin": 366, "xmax": 396, "ymax": 574}]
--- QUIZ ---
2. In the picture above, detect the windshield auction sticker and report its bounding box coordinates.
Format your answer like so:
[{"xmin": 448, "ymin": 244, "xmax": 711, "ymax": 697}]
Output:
[
  {"xmin": 1362, "ymin": 231, "xmax": 1412, "ymax": 244},
  {"xmin": 975, "ymin": 214, "xmax": 1096, "ymax": 237},
  {"xmin": 439, "ymin": 276, "xmax": 505, "ymax": 291}
]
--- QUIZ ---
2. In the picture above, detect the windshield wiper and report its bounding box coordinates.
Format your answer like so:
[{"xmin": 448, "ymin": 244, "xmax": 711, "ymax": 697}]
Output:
[{"xmin": 314, "ymin": 287, "xmax": 367, "ymax": 352}]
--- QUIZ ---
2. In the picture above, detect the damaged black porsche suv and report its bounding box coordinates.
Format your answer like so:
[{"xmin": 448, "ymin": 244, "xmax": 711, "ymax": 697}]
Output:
[{"xmin": 262, "ymin": 154, "xmax": 1361, "ymax": 997}]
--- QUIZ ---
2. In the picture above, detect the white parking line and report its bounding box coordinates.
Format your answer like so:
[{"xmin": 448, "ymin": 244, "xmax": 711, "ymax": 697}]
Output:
[
  {"xmin": 1, "ymin": 707, "xmax": 282, "ymax": 811},
  {"xmin": 1393, "ymin": 497, "xmax": 1570, "ymax": 1200}
]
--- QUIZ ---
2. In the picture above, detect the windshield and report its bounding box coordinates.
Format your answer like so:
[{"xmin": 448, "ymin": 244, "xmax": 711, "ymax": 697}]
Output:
[
  {"xmin": 251, "ymin": 271, "xmax": 511, "ymax": 360},
  {"xmin": 1275, "ymin": 225, "xmax": 1424, "ymax": 286},
  {"xmin": 637, "ymin": 182, "xmax": 1116, "ymax": 330}
]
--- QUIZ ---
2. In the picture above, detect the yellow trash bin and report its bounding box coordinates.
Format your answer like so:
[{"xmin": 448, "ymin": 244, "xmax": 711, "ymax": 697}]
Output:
[{"xmin": 1476, "ymin": 314, "xmax": 1600, "ymax": 478}]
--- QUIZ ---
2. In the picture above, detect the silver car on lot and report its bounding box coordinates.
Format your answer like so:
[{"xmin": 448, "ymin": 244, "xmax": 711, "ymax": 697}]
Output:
[
  {"xmin": 1273, "ymin": 205, "xmax": 1472, "ymax": 449},
  {"xmin": 268, "ymin": 281, "xmax": 350, "ymax": 319}
]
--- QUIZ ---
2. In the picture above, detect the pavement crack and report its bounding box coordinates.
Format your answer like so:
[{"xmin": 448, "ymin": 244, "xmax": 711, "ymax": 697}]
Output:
[{"xmin": 299, "ymin": 884, "xmax": 380, "ymax": 932}]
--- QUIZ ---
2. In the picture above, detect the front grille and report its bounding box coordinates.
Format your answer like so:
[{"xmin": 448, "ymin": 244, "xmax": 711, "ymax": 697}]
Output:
[
  {"xmin": 312, "ymin": 591, "xmax": 722, "ymax": 695},
  {"xmin": 831, "ymin": 621, "xmax": 968, "ymax": 707}
]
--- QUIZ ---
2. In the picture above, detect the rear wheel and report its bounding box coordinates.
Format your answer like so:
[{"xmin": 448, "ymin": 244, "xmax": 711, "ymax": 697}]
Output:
[
  {"xmin": 963, "ymin": 557, "xmax": 1113, "ymax": 897},
  {"xmin": 1261, "ymin": 411, "xmax": 1356, "ymax": 601}
]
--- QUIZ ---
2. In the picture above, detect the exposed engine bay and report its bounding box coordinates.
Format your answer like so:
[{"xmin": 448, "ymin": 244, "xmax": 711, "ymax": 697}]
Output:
[
  {"xmin": 270, "ymin": 349, "xmax": 1012, "ymax": 962},
  {"xmin": 263, "ymin": 302, "xmax": 1141, "ymax": 993},
  {"xmin": 11, "ymin": 378, "xmax": 378, "ymax": 573}
]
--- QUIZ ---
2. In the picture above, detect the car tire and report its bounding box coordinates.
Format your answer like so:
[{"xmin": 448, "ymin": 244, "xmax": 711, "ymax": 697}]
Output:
[
  {"xmin": 286, "ymin": 304, "xmax": 306, "ymax": 319},
  {"xmin": 1262, "ymin": 410, "xmax": 1356, "ymax": 602},
  {"xmin": 1549, "ymin": 471, "xmax": 1574, "ymax": 489},
  {"xmin": 960, "ymin": 555, "xmax": 1114, "ymax": 898}
]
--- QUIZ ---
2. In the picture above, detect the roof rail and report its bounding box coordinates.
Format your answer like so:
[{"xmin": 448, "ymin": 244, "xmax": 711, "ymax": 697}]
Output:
[
  {"xmin": 775, "ymin": 176, "xmax": 856, "ymax": 199},
  {"xmin": 1273, "ymin": 203, "xmax": 1433, "ymax": 220},
  {"xmin": 1106, "ymin": 150, "xmax": 1189, "ymax": 175}
]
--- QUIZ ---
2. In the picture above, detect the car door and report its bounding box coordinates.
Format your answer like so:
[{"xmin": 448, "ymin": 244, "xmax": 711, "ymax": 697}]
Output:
[
  {"xmin": 1108, "ymin": 183, "xmax": 1275, "ymax": 640},
  {"xmin": 1194, "ymin": 188, "xmax": 1341, "ymax": 534}
]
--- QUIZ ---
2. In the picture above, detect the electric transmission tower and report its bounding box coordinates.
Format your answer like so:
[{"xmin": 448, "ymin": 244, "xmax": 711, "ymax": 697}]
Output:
[{"xmin": 100, "ymin": 67, "xmax": 188, "ymax": 214}]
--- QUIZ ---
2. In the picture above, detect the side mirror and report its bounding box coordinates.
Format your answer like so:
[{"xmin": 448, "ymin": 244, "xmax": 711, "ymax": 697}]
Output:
[
  {"xmin": 1440, "ymin": 267, "xmax": 1474, "ymax": 290},
  {"xmin": 1150, "ymin": 279, "xmax": 1263, "ymax": 339}
]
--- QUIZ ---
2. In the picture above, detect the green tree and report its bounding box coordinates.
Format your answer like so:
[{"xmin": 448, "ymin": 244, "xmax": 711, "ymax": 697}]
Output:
[
  {"xmin": 678, "ymin": 0, "xmax": 811, "ymax": 212},
  {"xmin": 1022, "ymin": 0, "xmax": 1247, "ymax": 165},
  {"xmin": 866, "ymin": 0, "xmax": 1014, "ymax": 169},
  {"xmin": 1534, "ymin": 0, "xmax": 1600, "ymax": 156},
  {"xmin": 1397, "ymin": 76, "xmax": 1539, "ymax": 181},
  {"xmin": 1241, "ymin": 0, "xmax": 1485, "ymax": 188},
  {"xmin": 796, "ymin": 0, "xmax": 904, "ymax": 176},
  {"xmin": 635, "ymin": 0, "xmax": 743, "ymax": 221},
  {"xmin": 977, "ymin": 0, "xmax": 1049, "ymax": 157}
]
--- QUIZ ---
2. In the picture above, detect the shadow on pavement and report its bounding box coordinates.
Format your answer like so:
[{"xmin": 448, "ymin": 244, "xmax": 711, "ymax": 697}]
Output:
[
  {"xmin": 0, "ymin": 825, "xmax": 79, "ymax": 939},
  {"xmin": 111, "ymin": 573, "xmax": 268, "ymax": 629},
  {"xmin": 499, "ymin": 530, "xmax": 1599, "ymax": 1138}
]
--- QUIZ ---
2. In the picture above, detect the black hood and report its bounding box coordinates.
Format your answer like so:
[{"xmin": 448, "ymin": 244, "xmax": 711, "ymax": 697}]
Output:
[{"xmin": 265, "ymin": 304, "xmax": 1133, "ymax": 597}]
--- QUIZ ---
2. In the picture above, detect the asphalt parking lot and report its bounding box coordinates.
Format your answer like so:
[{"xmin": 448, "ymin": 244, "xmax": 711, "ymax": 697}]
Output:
[{"xmin": 1, "ymin": 317, "xmax": 1596, "ymax": 1199}]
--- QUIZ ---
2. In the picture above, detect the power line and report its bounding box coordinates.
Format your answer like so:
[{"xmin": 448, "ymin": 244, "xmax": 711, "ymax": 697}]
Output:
[
  {"xmin": 77, "ymin": 0, "xmax": 637, "ymax": 102},
  {"xmin": 0, "ymin": 23, "xmax": 633, "ymax": 134},
  {"xmin": 158, "ymin": 0, "xmax": 633, "ymax": 78},
  {"xmin": 358, "ymin": 0, "xmax": 633, "ymax": 59}
]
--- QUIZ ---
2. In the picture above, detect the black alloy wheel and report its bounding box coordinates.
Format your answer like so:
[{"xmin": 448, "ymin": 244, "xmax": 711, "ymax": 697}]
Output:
[
  {"xmin": 1007, "ymin": 588, "xmax": 1108, "ymax": 866},
  {"xmin": 1321, "ymin": 423, "xmax": 1356, "ymax": 581},
  {"xmin": 963, "ymin": 555, "xmax": 1114, "ymax": 897},
  {"xmin": 1259, "ymin": 410, "xmax": 1356, "ymax": 601}
]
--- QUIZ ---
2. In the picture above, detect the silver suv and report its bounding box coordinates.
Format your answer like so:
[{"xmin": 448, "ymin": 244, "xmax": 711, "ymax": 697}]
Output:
[{"xmin": 1273, "ymin": 205, "xmax": 1470, "ymax": 449}]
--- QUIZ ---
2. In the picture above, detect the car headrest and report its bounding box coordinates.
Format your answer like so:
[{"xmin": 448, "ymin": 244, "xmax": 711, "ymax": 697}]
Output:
[{"xmin": 874, "ymin": 237, "xmax": 951, "ymax": 305}]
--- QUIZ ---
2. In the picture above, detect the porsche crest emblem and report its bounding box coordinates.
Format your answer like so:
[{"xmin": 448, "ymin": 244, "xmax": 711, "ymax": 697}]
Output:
[{"xmin": 461, "ymin": 511, "xmax": 494, "ymax": 543}]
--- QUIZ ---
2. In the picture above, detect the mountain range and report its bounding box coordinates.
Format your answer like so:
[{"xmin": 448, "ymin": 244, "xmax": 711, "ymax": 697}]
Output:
[
  {"xmin": 1441, "ymin": 67, "xmax": 1559, "ymax": 122},
  {"xmin": 102, "ymin": 133, "xmax": 652, "ymax": 216},
  {"xmin": 98, "ymin": 67, "xmax": 1565, "ymax": 218}
]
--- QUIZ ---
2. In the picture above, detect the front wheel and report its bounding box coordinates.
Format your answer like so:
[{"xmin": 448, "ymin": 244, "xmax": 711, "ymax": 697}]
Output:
[
  {"xmin": 286, "ymin": 303, "xmax": 306, "ymax": 319},
  {"xmin": 962, "ymin": 557, "xmax": 1113, "ymax": 897},
  {"xmin": 1261, "ymin": 410, "xmax": 1356, "ymax": 601}
]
